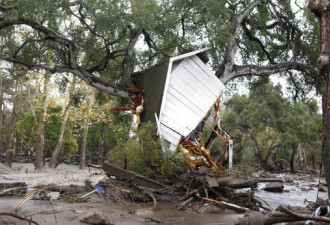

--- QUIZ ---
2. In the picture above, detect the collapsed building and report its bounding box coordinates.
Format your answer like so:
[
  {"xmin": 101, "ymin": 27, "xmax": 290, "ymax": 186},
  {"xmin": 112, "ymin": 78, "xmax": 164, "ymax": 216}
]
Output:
[{"xmin": 131, "ymin": 48, "xmax": 233, "ymax": 172}]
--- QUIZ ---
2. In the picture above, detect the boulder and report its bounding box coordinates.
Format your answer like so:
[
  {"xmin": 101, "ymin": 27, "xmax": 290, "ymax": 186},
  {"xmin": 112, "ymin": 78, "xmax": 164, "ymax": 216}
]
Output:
[{"xmin": 263, "ymin": 183, "xmax": 284, "ymax": 193}]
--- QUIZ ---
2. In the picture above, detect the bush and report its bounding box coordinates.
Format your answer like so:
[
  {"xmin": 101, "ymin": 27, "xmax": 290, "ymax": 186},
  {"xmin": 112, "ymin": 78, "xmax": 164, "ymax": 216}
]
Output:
[{"xmin": 109, "ymin": 122, "xmax": 184, "ymax": 179}]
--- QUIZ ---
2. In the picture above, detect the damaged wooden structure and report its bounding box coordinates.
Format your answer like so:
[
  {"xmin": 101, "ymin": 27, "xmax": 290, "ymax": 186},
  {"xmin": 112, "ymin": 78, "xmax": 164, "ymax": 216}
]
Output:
[{"xmin": 132, "ymin": 48, "xmax": 233, "ymax": 172}]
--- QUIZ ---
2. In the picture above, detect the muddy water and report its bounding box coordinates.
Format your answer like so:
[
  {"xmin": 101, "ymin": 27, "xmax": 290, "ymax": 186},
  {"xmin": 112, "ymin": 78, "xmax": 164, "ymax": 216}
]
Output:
[
  {"xmin": 254, "ymin": 174, "xmax": 328, "ymax": 209},
  {"xmin": 0, "ymin": 198, "xmax": 243, "ymax": 225}
]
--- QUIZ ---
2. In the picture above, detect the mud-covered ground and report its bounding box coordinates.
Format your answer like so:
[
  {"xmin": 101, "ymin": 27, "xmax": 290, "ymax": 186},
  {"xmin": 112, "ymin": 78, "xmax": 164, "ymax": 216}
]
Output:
[{"xmin": 0, "ymin": 163, "xmax": 328, "ymax": 225}]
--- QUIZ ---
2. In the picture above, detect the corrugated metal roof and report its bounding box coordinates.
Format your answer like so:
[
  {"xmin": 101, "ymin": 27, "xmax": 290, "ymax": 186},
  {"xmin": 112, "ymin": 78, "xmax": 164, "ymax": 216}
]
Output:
[{"xmin": 132, "ymin": 60, "xmax": 169, "ymax": 123}]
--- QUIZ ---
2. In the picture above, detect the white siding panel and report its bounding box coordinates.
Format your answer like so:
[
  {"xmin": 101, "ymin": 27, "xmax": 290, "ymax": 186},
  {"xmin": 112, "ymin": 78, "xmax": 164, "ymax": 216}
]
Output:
[
  {"xmin": 158, "ymin": 53, "xmax": 225, "ymax": 149},
  {"xmin": 182, "ymin": 59, "xmax": 222, "ymax": 97},
  {"xmin": 189, "ymin": 55, "xmax": 225, "ymax": 92},
  {"xmin": 169, "ymin": 68, "xmax": 214, "ymax": 110},
  {"xmin": 159, "ymin": 125, "xmax": 181, "ymax": 146}
]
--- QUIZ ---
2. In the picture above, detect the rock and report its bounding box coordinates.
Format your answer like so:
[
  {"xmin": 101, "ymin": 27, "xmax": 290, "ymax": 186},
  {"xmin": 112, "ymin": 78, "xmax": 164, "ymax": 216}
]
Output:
[
  {"xmin": 80, "ymin": 212, "xmax": 113, "ymax": 225},
  {"xmin": 263, "ymin": 183, "xmax": 284, "ymax": 193},
  {"xmin": 318, "ymin": 185, "xmax": 328, "ymax": 193},
  {"xmin": 134, "ymin": 209, "xmax": 153, "ymax": 216}
]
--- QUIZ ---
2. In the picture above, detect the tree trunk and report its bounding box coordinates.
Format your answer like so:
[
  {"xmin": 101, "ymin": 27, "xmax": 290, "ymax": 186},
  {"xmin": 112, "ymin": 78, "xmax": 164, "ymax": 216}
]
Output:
[
  {"xmin": 34, "ymin": 76, "xmax": 50, "ymax": 169},
  {"xmin": 252, "ymin": 138, "xmax": 267, "ymax": 169},
  {"xmin": 79, "ymin": 87, "xmax": 94, "ymax": 170},
  {"xmin": 79, "ymin": 119, "xmax": 88, "ymax": 170},
  {"xmin": 309, "ymin": 0, "xmax": 330, "ymax": 198},
  {"xmin": 97, "ymin": 122, "xmax": 105, "ymax": 165},
  {"xmin": 0, "ymin": 72, "xmax": 3, "ymax": 149},
  {"xmin": 290, "ymin": 144, "xmax": 297, "ymax": 172},
  {"xmin": 311, "ymin": 150, "xmax": 316, "ymax": 170},
  {"xmin": 49, "ymin": 103, "xmax": 71, "ymax": 168}
]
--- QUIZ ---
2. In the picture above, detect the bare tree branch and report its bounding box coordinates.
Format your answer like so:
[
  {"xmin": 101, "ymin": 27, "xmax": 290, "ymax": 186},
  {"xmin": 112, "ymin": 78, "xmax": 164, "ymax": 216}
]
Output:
[
  {"xmin": 220, "ymin": 62, "xmax": 319, "ymax": 84},
  {"xmin": 221, "ymin": 0, "xmax": 264, "ymax": 80},
  {"xmin": 122, "ymin": 29, "xmax": 141, "ymax": 87},
  {"xmin": 242, "ymin": 20, "xmax": 274, "ymax": 64},
  {"xmin": 0, "ymin": 17, "xmax": 134, "ymax": 98},
  {"xmin": 87, "ymin": 49, "xmax": 127, "ymax": 72},
  {"xmin": 0, "ymin": 212, "xmax": 39, "ymax": 225}
]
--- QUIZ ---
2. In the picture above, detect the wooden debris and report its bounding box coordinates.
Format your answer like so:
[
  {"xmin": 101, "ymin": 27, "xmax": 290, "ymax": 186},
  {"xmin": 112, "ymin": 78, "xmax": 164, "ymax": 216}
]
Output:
[
  {"xmin": 203, "ymin": 197, "xmax": 248, "ymax": 213},
  {"xmin": 0, "ymin": 212, "xmax": 39, "ymax": 225},
  {"xmin": 205, "ymin": 176, "xmax": 219, "ymax": 188},
  {"xmin": 0, "ymin": 181, "xmax": 26, "ymax": 190},
  {"xmin": 235, "ymin": 205, "xmax": 330, "ymax": 225},
  {"xmin": 216, "ymin": 177, "xmax": 259, "ymax": 189},
  {"xmin": 177, "ymin": 197, "xmax": 194, "ymax": 210},
  {"xmin": 278, "ymin": 205, "xmax": 330, "ymax": 223},
  {"xmin": 102, "ymin": 162, "xmax": 164, "ymax": 190}
]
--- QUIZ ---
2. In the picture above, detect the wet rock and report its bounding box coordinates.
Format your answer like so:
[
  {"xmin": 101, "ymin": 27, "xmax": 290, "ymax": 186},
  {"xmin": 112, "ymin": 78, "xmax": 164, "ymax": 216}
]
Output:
[
  {"xmin": 318, "ymin": 185, "xmax": 328, "ymax": 193},
  {"xmin": 263, "ymin": 183, "xmax": 284, "ymax": 193},
  {"xmin": 134, "ymin": 209, "xmax": 154, "ymax": 216},
  {"xmin": 80, "ymin": 212, "xmax": 113, "ymax": 225}
]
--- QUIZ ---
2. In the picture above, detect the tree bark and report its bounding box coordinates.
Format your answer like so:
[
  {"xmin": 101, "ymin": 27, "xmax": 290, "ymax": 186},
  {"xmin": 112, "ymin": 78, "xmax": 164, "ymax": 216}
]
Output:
[
  {"xmin": 252, "ymin": 138, "xmax": 267, "ymax": 169},
  {"xmin": 34, "ymin": 75, "xmax": 49, "ymax": 169},
  {"xmin": 79, "ymin": 87, "xmax": 94, "ymax": 170},
  {"xmin": 49, "ymin": 79, "xmax": 77, "ymax": 168},
  {"xmin": 309, "ymin": 0, "xmax": 330, "ymax": 198},
  {"xmin": 97, "ymin": 122, "xmax": 105, "ymax": 165},
  {"xmin": 311, "ymin": 150, "xmax": 316, "ymax": 170},
  {"xmin": 0, "ymin": 72, "xmax": 3, "ymax": 148},
  {"xmin": 49, "ymin": 103, "xmax": 71, "ymax": 168},
  {"xmin": 290, "ymin": 144, "xmax": 297, "ymax": 172}
]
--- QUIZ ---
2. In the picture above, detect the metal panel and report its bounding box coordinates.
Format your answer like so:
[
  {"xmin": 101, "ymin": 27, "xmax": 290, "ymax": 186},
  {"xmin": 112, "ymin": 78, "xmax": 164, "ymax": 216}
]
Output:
[{"xmin": 158, "ymin": 51, "xmax": 225, "ymax": 150}]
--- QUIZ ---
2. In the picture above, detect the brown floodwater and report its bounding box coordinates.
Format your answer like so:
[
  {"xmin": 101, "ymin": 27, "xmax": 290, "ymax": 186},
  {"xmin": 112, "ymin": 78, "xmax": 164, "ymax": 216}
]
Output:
[{"xmin": 0, "ymin": 197, "xmax": 244, "ymax": 225}]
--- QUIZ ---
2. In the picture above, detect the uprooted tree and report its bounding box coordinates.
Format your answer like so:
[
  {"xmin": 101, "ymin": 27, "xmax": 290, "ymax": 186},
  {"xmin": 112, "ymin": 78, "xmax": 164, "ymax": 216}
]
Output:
[{"xmin": 0, "ymin": 0, "xmax": 328, "ymax": 194}]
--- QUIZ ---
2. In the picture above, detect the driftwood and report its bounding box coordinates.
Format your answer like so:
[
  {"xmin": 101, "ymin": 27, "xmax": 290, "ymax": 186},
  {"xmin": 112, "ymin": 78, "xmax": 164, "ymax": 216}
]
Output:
[
  {"xmin": 216, "ymin": 177, "xmax": 259, "ymax": 188},
  {"xmin": 177, "ymin": 197, "xmax": 194, "ymax": 210},
  {"xmin": 236, "ymin": 205, "xmax": 330, "ymax": 225},
  {"xmin": 277, "ymin": 205, "xmax": 330, "ymax": 223},
  {"xmin": 203, "ymin": 198, "xmax": 249, "ymax": 213},
  {"xmin": 216, "ymin": 177, "xmax": 285, "ymax": 189},
  {"xmin": 0, "ymin": 212, "xmax": 39, "ymax": 225}
]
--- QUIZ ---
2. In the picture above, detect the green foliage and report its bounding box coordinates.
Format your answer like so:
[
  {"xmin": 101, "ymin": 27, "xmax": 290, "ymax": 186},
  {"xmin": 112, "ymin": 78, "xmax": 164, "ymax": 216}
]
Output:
[
  {"xmin": 109, "ymin": 122, "xmax": 183, "ymax": 178},
  {"xmin": 231, "ymin": 160, "xmax": 258, "ymax": 178},
  {"xmin": 222, "ymin": 78, "xmax": 322, "ymax": 168},
  {"xmin": 16, "ymin": 105, "xmax": 78, "ymax": 158}
]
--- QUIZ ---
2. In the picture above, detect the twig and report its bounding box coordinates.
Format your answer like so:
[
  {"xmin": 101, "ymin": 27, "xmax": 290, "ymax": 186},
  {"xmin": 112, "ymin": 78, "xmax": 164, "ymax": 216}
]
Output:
[
  {"xmin": 0, "ymin": 212, "xmax": 39, "ymax": 225},
  {"xmin": 140, "ymin": 188, "xmax": 157, "ymax": 209},
  {"xmin": 12, "ymin": 187, "xmax": 50, "ymax": 213}
]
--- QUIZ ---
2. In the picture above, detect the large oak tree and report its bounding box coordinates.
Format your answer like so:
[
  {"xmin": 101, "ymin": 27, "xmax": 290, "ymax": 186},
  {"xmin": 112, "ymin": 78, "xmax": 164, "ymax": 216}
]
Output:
[{"xmin": 1, "ymin": 0, "xmax": 328, "ymax": 195}]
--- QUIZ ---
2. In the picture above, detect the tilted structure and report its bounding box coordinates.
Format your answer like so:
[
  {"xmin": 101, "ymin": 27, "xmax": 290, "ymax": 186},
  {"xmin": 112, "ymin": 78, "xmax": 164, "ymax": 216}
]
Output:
[{"xmin": 133, "ymin": 49, "xmax": 233, "ymax": 172}]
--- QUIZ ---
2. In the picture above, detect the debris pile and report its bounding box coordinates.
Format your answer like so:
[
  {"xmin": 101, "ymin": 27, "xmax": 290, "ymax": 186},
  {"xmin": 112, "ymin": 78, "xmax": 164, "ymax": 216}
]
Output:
[{"xmin": 100, "ymin": 162, "xmax": 262, "ymax": 212}]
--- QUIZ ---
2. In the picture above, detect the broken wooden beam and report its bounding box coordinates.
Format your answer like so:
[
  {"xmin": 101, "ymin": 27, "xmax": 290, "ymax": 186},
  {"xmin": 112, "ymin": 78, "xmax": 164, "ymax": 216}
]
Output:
[{"xmin": 102, "ymin": 162, "xmax": 164, "ymax": 190}]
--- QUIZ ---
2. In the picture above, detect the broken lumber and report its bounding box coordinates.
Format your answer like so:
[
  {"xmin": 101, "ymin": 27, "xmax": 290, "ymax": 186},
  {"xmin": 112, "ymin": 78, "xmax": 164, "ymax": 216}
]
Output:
[
  {"xmin": 235, "ymin": 205, "xmax": 330, "ymax": 225},
  {"xmin": 177, "ymin": 197, "xmax": 194, "ymax": 210},
  {"xmin": 203, "ymin": 198, "xmax": 249, "ymax": 213},
  {"xmin": 102, "ymin": 162, "xmax": 164, "ymax": 190},
  {"xmin": 216, "ymin": 177, "xmax": 259, "ymax": 189}
]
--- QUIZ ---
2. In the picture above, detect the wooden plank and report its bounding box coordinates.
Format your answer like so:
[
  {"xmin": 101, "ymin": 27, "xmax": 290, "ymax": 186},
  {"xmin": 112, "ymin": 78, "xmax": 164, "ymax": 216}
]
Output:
[
  {"xmin": 102, "ymin": 162, "xmax": 165, "ymax": 190},
  {"xmin": 205, "ymin": 176, "xmax": 219, "ymax": 188}
]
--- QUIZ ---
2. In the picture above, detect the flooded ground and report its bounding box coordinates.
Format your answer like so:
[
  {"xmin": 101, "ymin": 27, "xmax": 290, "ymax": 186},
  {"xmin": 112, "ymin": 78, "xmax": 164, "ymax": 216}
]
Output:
[
  {"xmin": 0, "ymin": 163, "xmax": 328, "ymax": 224},
  {"xmin": 0, "ymin": 197, "xmax": 243, "ymax": 225},
  {"xmin": 255, "ymin": 173, "xmax": 328, "ymax": 209}
]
